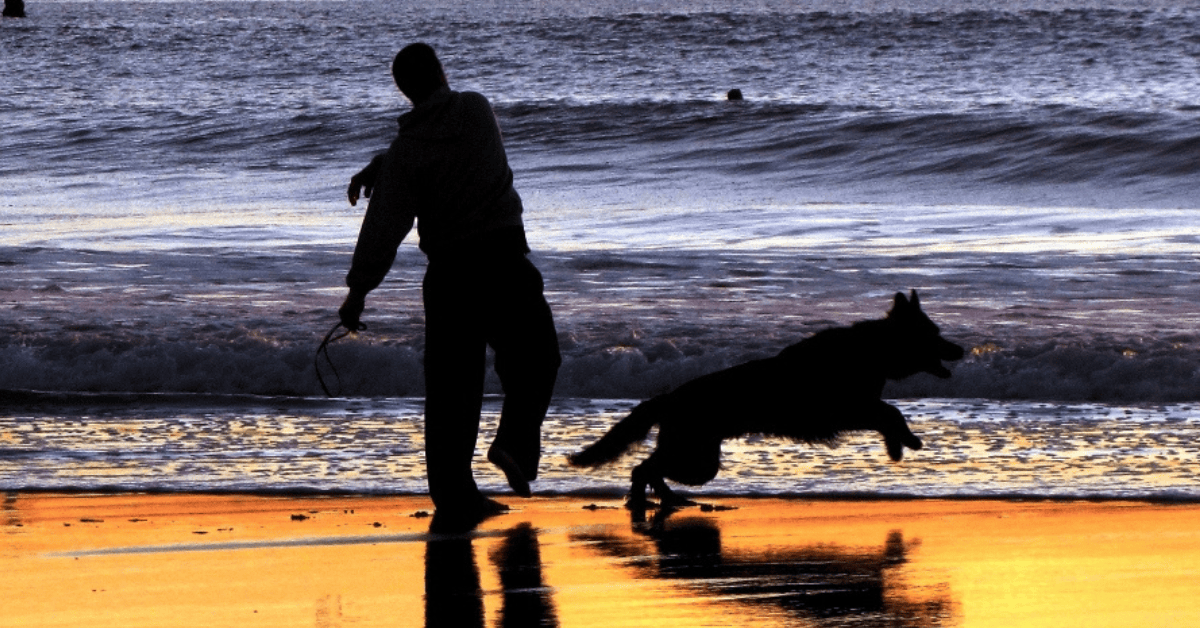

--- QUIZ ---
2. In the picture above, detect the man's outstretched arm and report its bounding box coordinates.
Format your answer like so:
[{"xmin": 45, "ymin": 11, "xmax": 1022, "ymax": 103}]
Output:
[{"xmin": 341, "ymin": 152, "xmax": 414, "ymax": 330}]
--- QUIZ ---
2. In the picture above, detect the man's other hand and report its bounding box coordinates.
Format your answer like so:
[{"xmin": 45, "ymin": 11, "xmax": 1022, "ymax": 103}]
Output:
[{"xmin": 338, "ymin": 292, "xmax": 367, "ymax": 331}]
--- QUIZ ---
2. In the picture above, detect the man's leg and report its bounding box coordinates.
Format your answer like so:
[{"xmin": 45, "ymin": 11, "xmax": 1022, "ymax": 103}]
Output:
[
  {"xmin": 487, "ymin": 257, "xmax": 561, "ymax": 485},
  {"xmin": 422, "ymin": 265, "xmax": 490, "ymax": 514}
]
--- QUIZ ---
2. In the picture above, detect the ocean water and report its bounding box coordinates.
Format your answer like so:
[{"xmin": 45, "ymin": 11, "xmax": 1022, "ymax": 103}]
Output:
[{"xmin": 2, "ymin": 0, "xmax": 1199, "ymax": 499}]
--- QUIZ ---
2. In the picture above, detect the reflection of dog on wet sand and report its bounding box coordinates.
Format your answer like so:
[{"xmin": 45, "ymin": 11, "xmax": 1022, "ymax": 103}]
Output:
[
  {"xmin": 571, "ymin": 523, "xmax": 951, "ymax": 625},
  {"xmin": 569, "ymin": 291, "xmax": 964, "ymax": 508}
]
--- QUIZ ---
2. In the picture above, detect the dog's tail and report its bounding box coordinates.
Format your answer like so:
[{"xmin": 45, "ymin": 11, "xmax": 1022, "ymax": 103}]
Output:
[{"xmin": 567, "ymin": 397, "xmax": 664, "ymax": 468}]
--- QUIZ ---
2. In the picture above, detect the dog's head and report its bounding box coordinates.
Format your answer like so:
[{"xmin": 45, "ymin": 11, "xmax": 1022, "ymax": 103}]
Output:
[{"xmin": 882, "ymin": 290, "xmax": 964, "ymax": 380}]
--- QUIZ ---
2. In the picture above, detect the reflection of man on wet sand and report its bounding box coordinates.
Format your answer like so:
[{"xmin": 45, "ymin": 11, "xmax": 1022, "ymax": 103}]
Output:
[
  {"xmin": 424, "ymin": 523, "xmax": 558, "ymax": 628},
  {"xmin": 340, "ymin": 43, "xmax": 560, "ymax": 530}
]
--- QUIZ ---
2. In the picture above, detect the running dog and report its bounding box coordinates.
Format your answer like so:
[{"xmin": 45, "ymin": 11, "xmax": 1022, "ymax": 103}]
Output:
[{"xmin": 568, "ymin": 291, "xmax": 964, "ymax": 508}]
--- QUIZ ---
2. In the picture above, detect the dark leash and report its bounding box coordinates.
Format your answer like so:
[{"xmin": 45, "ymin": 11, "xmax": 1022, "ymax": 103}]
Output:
[{"xmin": 314, "ymin": 321, "xmax": 364, "ymax": 398}]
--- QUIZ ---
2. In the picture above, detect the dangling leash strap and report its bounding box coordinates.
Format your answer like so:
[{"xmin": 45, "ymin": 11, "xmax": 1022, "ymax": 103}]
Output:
[{"xmin": 314, "ymin": 321, "xmax": 363, "ymax": 398}]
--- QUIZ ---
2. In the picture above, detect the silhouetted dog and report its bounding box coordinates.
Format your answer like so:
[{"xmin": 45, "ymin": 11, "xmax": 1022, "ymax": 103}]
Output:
[{"xmin": 568, "ymin": 291, "xmax": 964, "ymax": 508}]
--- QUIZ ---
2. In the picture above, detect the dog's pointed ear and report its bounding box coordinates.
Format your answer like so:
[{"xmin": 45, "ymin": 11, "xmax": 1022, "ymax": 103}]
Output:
[
  {"xmin": 909, "ymin": 290, "xmax": 921, "ymax": 309},
  {"xmin": 889, "ymin": 291, "xmax": 909, "ymax": 317}
]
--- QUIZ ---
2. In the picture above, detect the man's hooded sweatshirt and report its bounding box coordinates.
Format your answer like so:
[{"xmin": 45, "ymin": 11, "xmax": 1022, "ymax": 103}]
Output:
[{"xmin": 346, "ymin": 86, "xmax": 527, "ymax": 294}]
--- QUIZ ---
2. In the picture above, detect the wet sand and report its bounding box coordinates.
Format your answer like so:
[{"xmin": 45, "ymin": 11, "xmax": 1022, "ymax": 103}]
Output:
[{"xmin": 3, "ymin": 493, "xmax": 1198, "ymax": 627}]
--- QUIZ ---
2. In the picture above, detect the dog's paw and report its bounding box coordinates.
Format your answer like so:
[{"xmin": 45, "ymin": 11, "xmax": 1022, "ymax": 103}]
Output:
[{"xmin": 885, "ymin": 432, "xmax": 922, "ymax": 461}]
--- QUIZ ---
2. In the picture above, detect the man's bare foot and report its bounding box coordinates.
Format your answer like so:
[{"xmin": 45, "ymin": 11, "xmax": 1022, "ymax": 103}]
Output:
[
  {"xmin": 488, "ymin": 445, "xmax": 531, "ymax": 498},
  {"xmin": 429, "ymin": 495, "xmax": 510, "ymax": 533}
]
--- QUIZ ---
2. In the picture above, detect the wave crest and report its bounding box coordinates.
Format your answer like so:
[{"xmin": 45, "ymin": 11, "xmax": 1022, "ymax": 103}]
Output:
[{"xmin": 4, "ymin": 332, "xmax": 1198, "ymax": 403}]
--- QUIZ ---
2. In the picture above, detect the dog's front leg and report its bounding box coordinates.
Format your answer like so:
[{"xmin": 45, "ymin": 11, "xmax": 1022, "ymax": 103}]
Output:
[{"xmin": 872, "ymin": 401, "xmax": 922, "ymax": 461}]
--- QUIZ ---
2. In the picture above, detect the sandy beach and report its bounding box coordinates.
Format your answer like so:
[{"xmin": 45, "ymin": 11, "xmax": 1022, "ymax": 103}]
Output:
[{"xmin": 2, "ymin": 493, "xmax": 1197, "ymax": 627}]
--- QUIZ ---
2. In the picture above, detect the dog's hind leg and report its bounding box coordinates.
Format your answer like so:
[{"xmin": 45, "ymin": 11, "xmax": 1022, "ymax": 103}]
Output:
[
  {"xmin": 656, "ymin": 435, "xmax": 723, "ymax": 508},
  {"xmin": 649, "ymin": 474, "xmax": 693, "ymax": 509},
  {"xmin": 628, "ymin": 457, "xmax": 655, "ymax": 510},
  {"xmin": 628, "ymin": 453, "xmax": 693, "ymax": 510}
]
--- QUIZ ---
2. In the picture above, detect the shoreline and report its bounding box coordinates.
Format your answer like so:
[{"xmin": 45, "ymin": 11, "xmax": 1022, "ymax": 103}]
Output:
[
  {"xmin": 5, "ymin": 492, "xmax": 1199, "ymax": 627},
  {"xmin": 8, "ymin": 486, "xmax": 1200, "ymax": 504}
]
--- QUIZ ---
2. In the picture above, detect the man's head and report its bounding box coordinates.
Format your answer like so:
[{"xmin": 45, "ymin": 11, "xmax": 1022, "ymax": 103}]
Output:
[{"xmin": 392, "ymin": 43, "xmax": 448, "ymax": 104}]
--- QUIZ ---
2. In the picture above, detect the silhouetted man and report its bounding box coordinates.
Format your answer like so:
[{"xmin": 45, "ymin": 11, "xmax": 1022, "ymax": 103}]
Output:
[{"xmin": 340, "ymin": 43, "xmax": 560, "ymax": 529}]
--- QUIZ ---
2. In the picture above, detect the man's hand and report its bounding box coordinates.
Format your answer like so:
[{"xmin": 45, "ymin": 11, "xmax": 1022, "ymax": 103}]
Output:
[
  {"xmin": 338, "ymin": 291, "xmax": 367, "ymax": 331},
  {"xmin": 347, "ymin": 173, "xmax": 373, "ymax": 207},
  {"xmin": 347, "ymin": 156, "xmax": 384, "ymax": 206}
]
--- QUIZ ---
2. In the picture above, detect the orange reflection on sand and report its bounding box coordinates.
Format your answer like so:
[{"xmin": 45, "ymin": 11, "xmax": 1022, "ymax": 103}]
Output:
[
  {"xmin": 905, "ymin": 501, "xmax": 1200, "ymax": 628},
  {"xmin": 3, "ymin": 494, "xmax": 1200, "ymax": 627}
]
